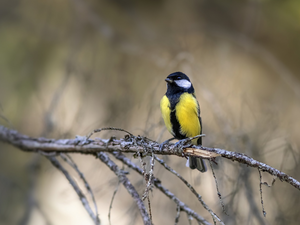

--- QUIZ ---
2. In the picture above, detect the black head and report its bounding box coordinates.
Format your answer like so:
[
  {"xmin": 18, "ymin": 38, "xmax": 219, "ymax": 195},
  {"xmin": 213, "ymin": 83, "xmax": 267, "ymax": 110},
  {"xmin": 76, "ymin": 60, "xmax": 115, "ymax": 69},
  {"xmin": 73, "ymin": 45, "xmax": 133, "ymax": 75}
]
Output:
[{"xmin": 165, "ymin": 72, "xmax": 194, "ymax": 95}]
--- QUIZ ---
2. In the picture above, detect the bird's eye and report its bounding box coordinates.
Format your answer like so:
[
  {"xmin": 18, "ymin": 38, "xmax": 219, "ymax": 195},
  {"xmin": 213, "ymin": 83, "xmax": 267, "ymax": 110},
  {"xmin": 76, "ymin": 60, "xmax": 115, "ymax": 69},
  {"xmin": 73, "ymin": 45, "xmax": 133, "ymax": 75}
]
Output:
[{"xmin": 177, "ymin": 76, "xmax": 182, "ymax": 80}]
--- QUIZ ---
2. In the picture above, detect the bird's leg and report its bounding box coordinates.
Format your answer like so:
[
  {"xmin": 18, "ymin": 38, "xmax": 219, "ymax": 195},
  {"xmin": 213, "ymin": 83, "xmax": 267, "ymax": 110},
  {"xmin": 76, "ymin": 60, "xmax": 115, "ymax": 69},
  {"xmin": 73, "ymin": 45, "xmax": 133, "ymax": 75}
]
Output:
[
  {"xmin": 174, "ymin": 138, "xmax": 190, "ymax": 148},
  {"xmin": 174, "ymin": 134, "xmax": 205, "ymax": 149},
  {"xmin": 173, "ymin": 138, "xmax": 193, "ymax": 155},
  {"xmin": 159, "ymin": 138, "xmax": 176, "ymax": 151}
]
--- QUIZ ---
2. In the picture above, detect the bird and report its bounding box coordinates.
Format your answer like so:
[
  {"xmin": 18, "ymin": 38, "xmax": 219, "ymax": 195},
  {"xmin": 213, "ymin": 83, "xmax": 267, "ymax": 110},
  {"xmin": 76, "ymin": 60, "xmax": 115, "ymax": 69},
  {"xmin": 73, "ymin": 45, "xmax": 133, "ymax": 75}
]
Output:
[{"xmin": 160, "ymin": 71, "xmax": 207, "ymax": 172}]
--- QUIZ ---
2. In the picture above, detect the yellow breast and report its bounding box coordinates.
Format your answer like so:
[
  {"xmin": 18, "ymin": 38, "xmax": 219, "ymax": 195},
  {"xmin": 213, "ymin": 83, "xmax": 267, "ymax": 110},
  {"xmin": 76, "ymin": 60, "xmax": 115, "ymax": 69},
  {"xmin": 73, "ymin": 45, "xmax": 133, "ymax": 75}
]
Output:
[
  {"xmin": 160, "ymin": 95, "xmax": 173, "ymax": 135},
  {"xmin": 160, "ymin": 93, "xmax": 201, "ymax": 143},
  {"xmin": 176, "ymin": 93, "xmax": 201, "ymax": 138}
]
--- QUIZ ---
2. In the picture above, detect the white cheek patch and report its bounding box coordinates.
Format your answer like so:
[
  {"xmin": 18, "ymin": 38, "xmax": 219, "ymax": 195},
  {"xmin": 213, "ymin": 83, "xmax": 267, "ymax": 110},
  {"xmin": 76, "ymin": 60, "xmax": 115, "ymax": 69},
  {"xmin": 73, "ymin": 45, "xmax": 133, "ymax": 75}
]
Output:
[{"xmin": 175, "ymin": 79, "xmax": 191, "ymax": 89}]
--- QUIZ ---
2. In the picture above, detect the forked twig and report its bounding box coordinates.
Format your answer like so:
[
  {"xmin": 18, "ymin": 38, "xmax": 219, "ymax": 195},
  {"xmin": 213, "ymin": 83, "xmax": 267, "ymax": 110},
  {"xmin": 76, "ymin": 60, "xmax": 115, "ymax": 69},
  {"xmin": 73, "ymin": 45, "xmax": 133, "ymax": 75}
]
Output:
[
  {"xmin": 60, "ymin": 153, "xmax": 99, "ymax": 221},
  {"xmin": 47, "ymin": 156, "xmax": 100, "ymax": 225},
  {"xmin": 155, "ymin": 156, "xmax": 223, "ymax": 225},
  {"xmin": 1, "ymin": 125, "xmax": 299, "ymax": 192},
  {"xmin": 97, "ymin": 152, "xmax": 151, "ymax": 225},
  {"xmin": 86, "ymin": 127, "xmax": 133, "ymax": 140},
  {"xmin": 111, "ymin": 152, "xmax": 211, "ymax": 225}
]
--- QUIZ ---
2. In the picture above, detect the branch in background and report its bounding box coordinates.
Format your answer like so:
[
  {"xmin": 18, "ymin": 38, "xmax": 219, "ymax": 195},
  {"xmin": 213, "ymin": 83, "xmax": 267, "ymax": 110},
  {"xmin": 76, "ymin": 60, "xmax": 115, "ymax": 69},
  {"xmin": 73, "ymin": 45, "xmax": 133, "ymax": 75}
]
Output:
[
  {"xmin": 108, "ymin": 179, "xmax": 121, "ymax": 225},
  {"xmin": 208, "ymin": 159, "xmax": 227, "ymax": 216},
  {"xmin": 258, "ymin": 169, "xmax": 267, "ymax": 217},
  {"xmin": 97, "ymin": 152, "xmax": 151, "ymax": 225},
  {"xmin": 111, "ymin": 152, "xmax": 211, "ymax": 225},
  {"xmin": 0, "ymin": 125, "xmax": 299, "ymax": 191},
  {"xmin": 47, "ymin": 156, "xmax": 100, "ymax": 225},
  {"xmin": 135, "ymin": 150, "xmax": 154, "ymax": 221},
  {"xmin": 185, "ymin": 146, "xmax": 300, "ymax": 190},
  {"xmin": 59, "ymin": 154, "xmax": 99, "ymax": 218},
  {"xmin": 154, "ymin": 156, "xmax": 224, "ymax": 225}
]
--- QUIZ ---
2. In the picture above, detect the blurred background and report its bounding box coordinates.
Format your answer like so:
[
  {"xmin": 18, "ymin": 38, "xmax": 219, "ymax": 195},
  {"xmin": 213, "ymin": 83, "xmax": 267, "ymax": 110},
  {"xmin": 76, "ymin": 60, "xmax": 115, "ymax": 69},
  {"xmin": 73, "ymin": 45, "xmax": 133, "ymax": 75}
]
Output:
[{"xmin": 0, "ymin": 0, "xmax": 300, "ymax": 224}]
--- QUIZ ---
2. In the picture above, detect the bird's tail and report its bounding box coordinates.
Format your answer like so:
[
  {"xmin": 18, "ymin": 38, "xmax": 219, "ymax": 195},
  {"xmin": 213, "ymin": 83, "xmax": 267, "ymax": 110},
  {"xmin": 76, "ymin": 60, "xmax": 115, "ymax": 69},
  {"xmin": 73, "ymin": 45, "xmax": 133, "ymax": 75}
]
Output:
[{"xmin": 189, "ymin": 156, "xmax": 207, "ymax": 173}]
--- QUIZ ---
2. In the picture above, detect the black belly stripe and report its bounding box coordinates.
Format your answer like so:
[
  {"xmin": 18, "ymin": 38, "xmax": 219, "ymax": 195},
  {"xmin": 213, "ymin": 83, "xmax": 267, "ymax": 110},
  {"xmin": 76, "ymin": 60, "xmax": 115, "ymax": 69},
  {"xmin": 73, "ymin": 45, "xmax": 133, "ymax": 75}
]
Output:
[
  {"xmin": 166, "ymin": 88, "xmax": 202, "ymax": 143},
  {"xmin": 170, "ymin": 109, "xmax": 186, "ymax": 140}
]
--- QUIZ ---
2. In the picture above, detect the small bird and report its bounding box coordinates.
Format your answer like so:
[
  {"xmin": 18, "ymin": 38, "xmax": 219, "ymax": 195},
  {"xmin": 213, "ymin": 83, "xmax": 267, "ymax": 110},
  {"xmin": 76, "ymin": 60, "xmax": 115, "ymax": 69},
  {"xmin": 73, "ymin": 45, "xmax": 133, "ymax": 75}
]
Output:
[{"xmin": 160, "ymin": 72, "xmax": 207, "ymax": 172}]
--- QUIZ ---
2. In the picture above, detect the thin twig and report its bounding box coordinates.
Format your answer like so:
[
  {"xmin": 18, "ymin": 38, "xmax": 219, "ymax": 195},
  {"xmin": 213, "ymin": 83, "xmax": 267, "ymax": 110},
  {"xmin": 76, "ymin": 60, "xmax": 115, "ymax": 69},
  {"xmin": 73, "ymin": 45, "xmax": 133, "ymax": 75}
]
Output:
[
  {"xmin": 135, "ymin": 138, "xmax": 154, "ymax": 223},
  {"xmin": 155, "ymin": 156, "xmax": 223, "ymax": 225},
  {"xmin": 142, "ymin": 151, "xmax": 155, "ymax": 201},
  {"xmin": 97, "ymin": 152, "xmax": 151, "ymax": 225},
  {"xmin": 137, "ymin": 151, "xmax": 146, "ymax": 175},
  {"xmin": 108, "ymin": 178, "xmax": 121, "ymax": 225},
  {"xmin": 111, "ymin": 152, "xmax": 211, "ymax": 225},
  {"xmin": 60, "ymin": 153, "xmax": 99, "ymax": 220},
  {"xmin": 258, "ymin": 169, "xmax": 267, "ymax": 217},
  {"xmin": 147, "ymin": 196, "xmax": 152, "ymax": 224},
  {"xmin": 86, "ymin": 127, "xmax": 133, "ymax": 140},
  {"xmin": 209, "ymin": 159, "xmax": 227, "ymax": 215},
  {"xmin": 47, "ymin": 156, "xmax": 100, "ymax": 225}
]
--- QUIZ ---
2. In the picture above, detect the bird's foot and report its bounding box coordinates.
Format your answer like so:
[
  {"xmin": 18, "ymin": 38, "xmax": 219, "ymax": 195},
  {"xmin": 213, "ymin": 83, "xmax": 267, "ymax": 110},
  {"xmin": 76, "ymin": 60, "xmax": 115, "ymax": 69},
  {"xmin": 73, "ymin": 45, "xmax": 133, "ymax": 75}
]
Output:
[
  {"xmin": 159, "ymin": 137, "xmax": 176, "ymax": 152},
  {"xmin": 159, "ymin": 143, "xmax": 165, "ymax": 151},
  {"xmin": 173, "ymin": 139, "xmax": 188, "ymax": 155}
]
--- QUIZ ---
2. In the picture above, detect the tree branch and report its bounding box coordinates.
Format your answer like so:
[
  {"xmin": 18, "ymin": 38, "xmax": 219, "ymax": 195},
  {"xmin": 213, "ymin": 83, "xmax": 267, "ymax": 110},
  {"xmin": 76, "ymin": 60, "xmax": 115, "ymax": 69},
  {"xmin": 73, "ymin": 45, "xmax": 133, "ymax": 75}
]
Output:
[
  {"xmin": 111, "ymin": 152, "xmax": 211, "ymax": 225},
  {"xmin": 47, "ymin": 156, "xmax": 100, "ymax": 225},
  {"xmin": 0, "ymin": 125, "xmax": 299, "ymax": 191},
  {"xmin": 97, "ymin": 152, "xmax": 151, "ymax": 225},
  {"xmin": 154, "ymin": 156, "xmax": 224, "ymax": 224},
  {"xmin": 186, "ymin": 146, "xmax": 300, "ymax": 190}
]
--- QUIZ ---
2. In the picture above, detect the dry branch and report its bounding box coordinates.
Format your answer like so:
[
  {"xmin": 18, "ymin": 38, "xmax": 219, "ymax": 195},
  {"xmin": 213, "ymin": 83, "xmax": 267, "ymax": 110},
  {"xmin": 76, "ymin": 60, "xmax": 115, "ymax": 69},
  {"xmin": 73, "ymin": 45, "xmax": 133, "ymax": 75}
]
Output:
[
  {"xmin": 97, "ymin": 152, "xmax": 151, "ymax": 225},
  {"xmin": 111, "ymin": 152, "xmax": 211, "ymax": 225},
  {"xmin": 47, "ymin": 156, "xmax": 100, "ymax": 225},
  {"xmin": 154, "ymin": 156, "xmax": 224, "ymax": 224},
  {"xmin": 1, "ymin": 125, "xmax": 299, "ymax": 191}
]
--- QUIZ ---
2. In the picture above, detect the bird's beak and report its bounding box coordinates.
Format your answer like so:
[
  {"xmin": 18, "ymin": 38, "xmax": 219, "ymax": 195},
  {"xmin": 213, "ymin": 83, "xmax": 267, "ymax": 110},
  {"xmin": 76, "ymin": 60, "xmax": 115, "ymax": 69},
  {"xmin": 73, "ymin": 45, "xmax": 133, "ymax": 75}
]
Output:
[{"xmin": 165, "ymin": 78, "xmax": 173, "ymax": 83}]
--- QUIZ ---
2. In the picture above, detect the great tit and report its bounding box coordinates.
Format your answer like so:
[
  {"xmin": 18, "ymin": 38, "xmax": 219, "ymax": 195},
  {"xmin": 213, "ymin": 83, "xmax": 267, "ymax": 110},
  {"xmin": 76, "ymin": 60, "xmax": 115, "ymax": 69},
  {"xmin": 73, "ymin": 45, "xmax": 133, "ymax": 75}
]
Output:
[{"xmin": 160, "ymin": 72, "xmax": 207, "ymax": 172}]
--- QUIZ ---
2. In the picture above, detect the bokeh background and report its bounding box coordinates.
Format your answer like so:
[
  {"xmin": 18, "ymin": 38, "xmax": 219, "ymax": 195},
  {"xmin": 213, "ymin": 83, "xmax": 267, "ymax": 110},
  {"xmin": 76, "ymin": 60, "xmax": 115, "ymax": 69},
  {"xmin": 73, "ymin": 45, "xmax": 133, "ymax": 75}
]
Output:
[{"xmin": 1, "ymin": 0, "xmax": 300, "ymax": 224}]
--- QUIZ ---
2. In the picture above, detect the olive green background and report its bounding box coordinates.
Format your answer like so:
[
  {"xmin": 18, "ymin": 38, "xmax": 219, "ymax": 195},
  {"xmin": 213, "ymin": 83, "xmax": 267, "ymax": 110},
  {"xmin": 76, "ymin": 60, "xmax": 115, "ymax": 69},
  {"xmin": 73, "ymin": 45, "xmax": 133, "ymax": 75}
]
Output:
[{"xmin": 1, "ymin": 0, "xmax": 300, "ymax": 224}]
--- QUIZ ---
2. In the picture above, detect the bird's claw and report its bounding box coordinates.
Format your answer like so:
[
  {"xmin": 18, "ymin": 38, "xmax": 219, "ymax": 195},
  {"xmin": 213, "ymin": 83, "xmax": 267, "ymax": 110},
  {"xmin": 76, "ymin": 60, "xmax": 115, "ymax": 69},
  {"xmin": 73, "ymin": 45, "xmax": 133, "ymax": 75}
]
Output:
[
  {"xmin": 173, "ymin": 139, "xmax": 186, "ymax": 154},
  {"xmin": 159, "ymin": 143, "xmax": 165, "ymax": 151},
  {"xmin": 174, "ymin": 138, "xmax": 193, "ymax": 155}
]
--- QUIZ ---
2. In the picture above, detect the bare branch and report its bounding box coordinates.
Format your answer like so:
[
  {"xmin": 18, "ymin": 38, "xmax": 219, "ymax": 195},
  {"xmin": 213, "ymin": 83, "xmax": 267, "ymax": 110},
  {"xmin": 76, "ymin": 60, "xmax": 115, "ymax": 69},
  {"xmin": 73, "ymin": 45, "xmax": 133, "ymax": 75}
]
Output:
[
  {"xmin": 1, "ymin": 125, "xmax": 299, "ymax": 191},
  {"xmin": 184, "ymin": 146, "xmax": 300, "ymax": 190},
  {"xmin": 111, "ymin": 152, "xmax": 211, "ymax": 225},
  {"xmin": 258, "ymin": 169, "xmax": 267, "ymax": 217},
  {"xmin": 108, "ymin": 177, "xmax": 121, "ymax": 225},
  {"xmin": 155, "ymin": 156, "xmax": 223, "ymax": 225},
  {"xmin": 142, "ymin": 151, "xmax": 155, "ymax": 201},
  {"xmin": 208, "ymin": 159, "xmax": 226, "ymax": 216},
  {"xmin": 86, "ymin": 127, "xmax": 134, "ymax": 140},
  {"xmin": 147, "ymin": 196, "xmax": 152, "ymax": 224},
  {"xmin": 60, "ymin": 154, "xmax": 99, "ymax": 220},
  {"xmin": 47, "ymin": 156, "xmax": 100, "ymax": 225},
  {"xmin": 97, "ymin": 152, "xmax": 151, "ymax": 225}
]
